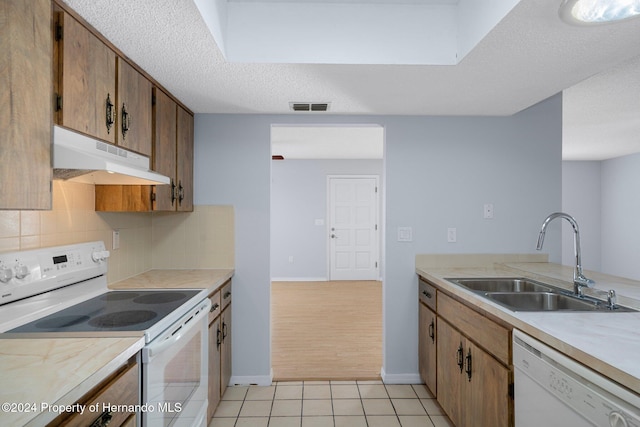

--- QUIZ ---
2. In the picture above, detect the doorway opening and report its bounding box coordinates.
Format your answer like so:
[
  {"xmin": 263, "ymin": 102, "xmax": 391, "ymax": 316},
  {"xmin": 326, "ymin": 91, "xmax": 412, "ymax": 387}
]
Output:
[{"xmin": 270, "ymin": 124, "xmax": 384, "ymax": 380}]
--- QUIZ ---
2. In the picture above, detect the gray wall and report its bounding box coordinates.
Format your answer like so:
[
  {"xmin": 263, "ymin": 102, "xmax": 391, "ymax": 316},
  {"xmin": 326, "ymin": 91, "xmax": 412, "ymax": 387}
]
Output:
[
  {"xmin": 602, "ymin": 153, "xmax": 640, "ymax": 280},
  {"xmin": 271, "ymin": 159, "xmax": 383, "ymax": 280},
  {"xmin": 561, "ymin": 161, "xmax": 602, "ymax": 271},
  {"xmin": 193, "ymin": 93, "xmax": 562, "ymax": 383}
]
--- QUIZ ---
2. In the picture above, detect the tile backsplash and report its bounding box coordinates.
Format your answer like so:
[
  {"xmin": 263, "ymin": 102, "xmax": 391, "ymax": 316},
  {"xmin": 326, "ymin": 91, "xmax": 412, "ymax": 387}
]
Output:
[{"xmin": 0, "ymin": 181, "xmax": 234, "ymax": 284}]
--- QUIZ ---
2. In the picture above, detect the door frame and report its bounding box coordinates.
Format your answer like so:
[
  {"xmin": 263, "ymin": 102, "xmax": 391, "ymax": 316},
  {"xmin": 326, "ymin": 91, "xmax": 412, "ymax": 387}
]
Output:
[{"xmin": 326, "ymin": 174, "xmax": 381, "ymax": 280}]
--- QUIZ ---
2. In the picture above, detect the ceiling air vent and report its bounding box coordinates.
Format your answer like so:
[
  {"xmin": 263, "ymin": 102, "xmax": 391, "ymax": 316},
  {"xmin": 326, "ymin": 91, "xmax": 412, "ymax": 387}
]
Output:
[{"xmin": 290, "ymin": 102, "xmax": 330, "ymax": 112}]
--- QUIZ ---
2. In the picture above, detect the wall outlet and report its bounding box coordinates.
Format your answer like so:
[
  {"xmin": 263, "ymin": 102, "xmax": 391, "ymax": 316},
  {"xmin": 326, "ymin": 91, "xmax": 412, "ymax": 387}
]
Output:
[
  {"xmin": 314, "ymin": 219, "xmax": 325, "ymax": 226},
  {"xmin": 112, "ymin": 230, "xmax": 120, "ymax": 250},
  {"xmin": 484, "ymin": 203, "xmax": 494, "ymax": 219},
  {"xmin": 447, "ymin": 228, "xmax": 457, "ymax": 243}
]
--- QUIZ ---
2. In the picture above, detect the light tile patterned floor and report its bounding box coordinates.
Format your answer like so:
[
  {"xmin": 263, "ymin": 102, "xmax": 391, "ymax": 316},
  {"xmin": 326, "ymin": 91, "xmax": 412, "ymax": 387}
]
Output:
[{"xmin": 209, "ymin": 381, "xmax": 454, "ymax": 427}]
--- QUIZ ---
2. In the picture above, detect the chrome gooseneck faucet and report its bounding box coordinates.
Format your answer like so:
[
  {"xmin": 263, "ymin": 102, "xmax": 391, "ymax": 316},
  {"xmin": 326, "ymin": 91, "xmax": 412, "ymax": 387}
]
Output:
[{"xmin": 536, "ymin": 212, "xmax": 595, "ymax": 295}]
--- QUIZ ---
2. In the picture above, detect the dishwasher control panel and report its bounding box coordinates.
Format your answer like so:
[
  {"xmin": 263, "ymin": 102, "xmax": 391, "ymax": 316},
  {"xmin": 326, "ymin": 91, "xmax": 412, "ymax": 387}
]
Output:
[{"xmin": 513, "ymin": 330, "xmax": 640, "ymax": 427}]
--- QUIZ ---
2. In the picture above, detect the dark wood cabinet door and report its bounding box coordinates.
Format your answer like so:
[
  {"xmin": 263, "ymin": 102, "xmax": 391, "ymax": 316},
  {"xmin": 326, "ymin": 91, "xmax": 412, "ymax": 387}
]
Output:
[
  {"xmin": 208, "ymin": 317, "xmax": 222, "ymax": 421},
  {"xmin": 418, "ymin": 303, "xmax": 437, "ymax": 396},
  {"xmin": 57, "ymin": 10, "xmax": 116, "ymax": 144},
  {"xmin": 465, "ymin": 341, "xmax": 511, "ymax": 427},
  {"xmin": 0, "ymin": 0, "xmax": 52, "ymax": 209},
  {"xmin": 117, "ymin": 58, "xmax": 152, "ymax": 156},
  {"xmin": 176, "ymin": 107, "xmax": 194, "ymax": 212},
  {"xmin": 436, "ymin": 319, "xmax": 463, "ymax": 427},
  {"xmin": 220, "ymin": 306, "xmax": 232, "ymax": 398},
  {"xmin": 152, "ymin": 89, "xmax": 177, "ymax": 211}
]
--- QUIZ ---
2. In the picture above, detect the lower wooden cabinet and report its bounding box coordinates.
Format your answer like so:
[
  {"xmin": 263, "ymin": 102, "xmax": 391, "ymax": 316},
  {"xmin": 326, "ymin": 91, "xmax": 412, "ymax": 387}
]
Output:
[
  {"xmin": 47, "ymin": 357, "xmax": 138, "ymax": 427},
  {"xmin": 418, "ymin": 302, "xmax": 437, "ymax": 395},
  {"xmin": 419, "ymin": 277, "xmax": 513, "ymax": 427},
  {"xmin": 207, "ymin": 280, "xmax": 232, "ymax": 420}
]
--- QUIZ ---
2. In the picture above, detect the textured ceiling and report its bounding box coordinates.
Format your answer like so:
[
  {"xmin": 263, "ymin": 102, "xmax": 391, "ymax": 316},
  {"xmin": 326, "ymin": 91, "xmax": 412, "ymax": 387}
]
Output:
[{"xmin": 61, "ymin": 0, "xmax": 640, "ymax": 159}]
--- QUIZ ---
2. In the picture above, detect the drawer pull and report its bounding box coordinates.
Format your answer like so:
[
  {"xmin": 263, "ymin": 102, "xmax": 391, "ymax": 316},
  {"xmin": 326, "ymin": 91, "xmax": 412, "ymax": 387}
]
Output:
[
  {"xmin": 210, "ymin": 303, "xmax": 219, "ymax": 313},
  {"xmin": 422, "ymin": 290, "xmax": 432, "ymax": 299},
  {"xmin": 89, "ymin": 410, "xmax": 113, "ymax": 427},
  {"xmin": 465, "ymin": 349, "xmax": 473, "ymax": 381},
  {"xmin": 223, "ymin": 291, "xmax": 231, "ymax": 299}
]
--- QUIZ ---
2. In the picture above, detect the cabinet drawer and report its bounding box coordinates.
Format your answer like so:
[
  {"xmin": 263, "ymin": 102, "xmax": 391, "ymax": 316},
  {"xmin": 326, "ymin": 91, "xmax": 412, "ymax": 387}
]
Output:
[
  {"xmin": 221, "ymin": 281, "xmax": 232, "ymax": 310},
  {"xmin": 419, "ymin": 279, "xmax": 437, "ymax": 311},
  {"xmin": 208, "ymin": 290, "xmax": 221, "ymax": 323},
  {"xmin": 438, "ymin": 292, "xmax": 509, "ymax": 365},
  {"xmin": 49, "ymin": 359, "xmax": 138, "ymax": 427}
]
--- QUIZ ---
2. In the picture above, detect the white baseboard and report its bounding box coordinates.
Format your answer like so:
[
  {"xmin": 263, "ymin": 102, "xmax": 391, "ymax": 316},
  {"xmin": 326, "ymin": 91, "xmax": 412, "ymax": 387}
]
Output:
[
  {"xmin": 380, "ymin": 367, "xmax": 422, "ymax": 384},
  {"xmin": 270, "ymin": 277, "xmax": 328, "ymax": 282},
  {"xmin": 229, "ymin": 371, "xmax": 273, "ymax": 386}
]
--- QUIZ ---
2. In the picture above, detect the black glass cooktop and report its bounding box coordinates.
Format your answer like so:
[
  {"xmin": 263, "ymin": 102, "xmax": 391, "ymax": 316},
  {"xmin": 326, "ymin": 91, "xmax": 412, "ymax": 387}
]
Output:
[{"xmin": 9, "ymin": 290, "xmax": 201, "ymax": 333}]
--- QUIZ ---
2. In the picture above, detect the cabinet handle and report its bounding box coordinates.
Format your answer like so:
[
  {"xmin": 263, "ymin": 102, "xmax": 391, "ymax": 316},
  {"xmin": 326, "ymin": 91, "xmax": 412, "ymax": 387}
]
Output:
[
  {"xmin": 178, "ymin": 180, "xmax": 184, "ymax": 204},
  {"xmin": 456, "ymin": 344, "xmax": 464, "ymax": 373},
  {"xmin": 422, "ymin": 290, "xmax": 432, "ymax": 299},
  {"xmin": 222, "ymin": 321, "xmax": 228, "ymax": 340},
  {"xmin": 465, "ymin": 349, "xmax": 472, "ymax": 382},
  {"xmin": 170, "ymin": 179, "xmax": 176, "ymax": 205},
  {"xmin": 428, "ymin": 319, "xmax": 435, "ymax": 343},
  {"xmin": 121, "ymin": 103, "xmax": 131, "ymax": 139},
  {"xmin": 89, "ymin": 410, "xmax": 113, "ymax": 427},
  {"xmin": 105, "ymin": 94, "xmax": 115, "ymax": 134},
  {"xmin": 216, "ymin": 327, "xmax": 222, "ymax": 349},
  {"xmin": 210, "ymin": 303, "xmax": 219, "ymax": 313},
  {"xmin": 223, "ymin": 291, "xmax": 231, "ymax": 300}
]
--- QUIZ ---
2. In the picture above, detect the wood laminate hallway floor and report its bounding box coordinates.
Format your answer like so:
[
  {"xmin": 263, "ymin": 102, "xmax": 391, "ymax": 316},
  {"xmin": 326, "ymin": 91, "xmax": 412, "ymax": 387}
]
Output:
[{"xmin": 271, "ymin": 281, "xmax": 382, "ymax": 380}]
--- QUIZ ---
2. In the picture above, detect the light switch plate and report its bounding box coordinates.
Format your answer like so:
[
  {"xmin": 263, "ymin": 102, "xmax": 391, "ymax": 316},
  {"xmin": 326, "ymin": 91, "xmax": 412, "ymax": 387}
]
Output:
[
  {"xmin": 112, "ymin": 230, "xmax": 120, "ymax": 250},
  {"xmin": 397, "ymin": 227, "xmax": 413, "ymax": 242},
  {"xmin": 447, "ymin": 228, "xmax": 457, "ymax": 243}
]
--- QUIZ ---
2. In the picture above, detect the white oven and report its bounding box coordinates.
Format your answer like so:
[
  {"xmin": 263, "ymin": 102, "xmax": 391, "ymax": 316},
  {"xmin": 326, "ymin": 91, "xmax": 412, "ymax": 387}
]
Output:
[{"xmin": 143, "ymin": 298, "xmax": 210, "ymax": 427}]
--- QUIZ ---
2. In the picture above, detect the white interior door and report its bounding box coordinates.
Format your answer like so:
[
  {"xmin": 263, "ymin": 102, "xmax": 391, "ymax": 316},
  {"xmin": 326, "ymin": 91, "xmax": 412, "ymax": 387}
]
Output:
[{"xmin": 329, "ymin": 176, "xmax": 379, "ymax": 280}]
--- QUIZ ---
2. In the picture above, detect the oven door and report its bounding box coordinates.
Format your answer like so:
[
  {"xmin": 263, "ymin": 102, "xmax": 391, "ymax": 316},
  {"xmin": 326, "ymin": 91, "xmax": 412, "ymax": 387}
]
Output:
[{"xmin": 142, "ymin": 299, "xmax": 210, "ymax": 427}]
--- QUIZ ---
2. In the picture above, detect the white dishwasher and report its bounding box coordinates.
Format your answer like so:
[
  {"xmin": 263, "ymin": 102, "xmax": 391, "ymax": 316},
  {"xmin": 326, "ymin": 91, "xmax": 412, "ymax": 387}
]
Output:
[{"xmin": 513, "ymin": 329, "xmax": 640, "ymax": 427}]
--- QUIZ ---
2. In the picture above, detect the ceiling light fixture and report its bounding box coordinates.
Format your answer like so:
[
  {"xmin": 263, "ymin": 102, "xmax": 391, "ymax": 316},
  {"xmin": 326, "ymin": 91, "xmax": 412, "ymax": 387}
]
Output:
[{"xmin": 559, "ymin": 0, "xmax": 640, "ymax": 25}]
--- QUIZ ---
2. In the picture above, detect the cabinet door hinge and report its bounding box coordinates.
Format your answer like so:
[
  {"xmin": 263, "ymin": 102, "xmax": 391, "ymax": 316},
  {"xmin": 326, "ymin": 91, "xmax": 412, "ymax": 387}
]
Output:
[
  {"xmin": 55, "ymin": 23, "xmax": 63, "ymax": 41},
  {"xmin": 508, "ymin": 383, "xmax": 514, "ymax": 400},
  {"xmin": 375, "ymin": 224, "xmax": 378, "ymax": 231},
  {"xmin": 375, "ymin": 261, "xmax": 378, "ymax": 268},
  {"xmin": 55, "ymin": 94, "xmax": 63, "ymax": 112},
  {"xmin": 375, "ymin": 186, "xmax": 378, "ymax": 193}
]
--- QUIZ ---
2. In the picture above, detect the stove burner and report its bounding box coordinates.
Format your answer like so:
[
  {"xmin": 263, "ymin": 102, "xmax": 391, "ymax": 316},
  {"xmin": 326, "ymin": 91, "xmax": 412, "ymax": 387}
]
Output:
[
  {"xmin": 35, "ymin": 315, "xmax": 90, "ymax": 329},
  {"xmin": 133, "ymin": 292, "xmax": 188, "ymax": 305},
  {"xmin": 88, "ymin": 310, "xmax": 157, "ymax": 328},
  {"xmin": 100, "ymin": 292, "xmax": 141, "ymax": 301}
]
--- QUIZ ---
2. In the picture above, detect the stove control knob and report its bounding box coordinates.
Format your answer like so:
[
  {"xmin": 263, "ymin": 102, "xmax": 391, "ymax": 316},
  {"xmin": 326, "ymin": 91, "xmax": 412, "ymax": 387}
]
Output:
[
  {"xmin": 0, "ymin": 268, "xmax": 13, "ymax": 283},
  {"xmin": 92, "ymin": 250, "xmax": 111, "ymax": 263},
  {"xmin": 14, "ymin": 264, "xmax": 29, "ymax": 280}
]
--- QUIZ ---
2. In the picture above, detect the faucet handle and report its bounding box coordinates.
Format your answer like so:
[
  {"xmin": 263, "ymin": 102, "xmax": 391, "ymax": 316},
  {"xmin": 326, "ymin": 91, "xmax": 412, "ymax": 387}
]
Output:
[{"xmin": 607, "ymin": 290, "xmax": 617, "ymax": 308}]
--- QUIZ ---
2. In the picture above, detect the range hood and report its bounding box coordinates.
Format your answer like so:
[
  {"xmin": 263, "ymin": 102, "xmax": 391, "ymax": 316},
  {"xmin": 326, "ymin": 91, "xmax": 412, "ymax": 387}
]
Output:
[{"xmin": 53, "ymin": 126, "xmax": 170, "ymax": 185}]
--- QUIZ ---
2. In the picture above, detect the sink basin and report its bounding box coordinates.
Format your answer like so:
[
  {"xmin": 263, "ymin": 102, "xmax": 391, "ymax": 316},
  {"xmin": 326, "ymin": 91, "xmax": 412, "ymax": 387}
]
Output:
[
  {"xmin": 446, "ymin": 277, "xmax": 555, "ymax": 293},
  {"xmin": 485, "ymin": 292, "xmax": 637, "ymax": 312},
  {"xmin": 446, "ymin": 277, "xmax": 637, "ymax": 312}
]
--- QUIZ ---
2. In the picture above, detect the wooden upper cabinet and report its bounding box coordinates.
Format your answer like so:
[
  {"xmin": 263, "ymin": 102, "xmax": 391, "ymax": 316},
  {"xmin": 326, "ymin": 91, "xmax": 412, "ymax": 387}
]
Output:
[
  {"xmin": 0, "ymin": 0, "xmax": 52, "ymax": 210},
  {"xmin": 153, "ymin": 88, "xmax": 178, "ymax": 211},
  {"xmin": 55, "ymin": 8, "xmax": 116, "ymax": 144},
  {"xmin": 176, "ymin": 106, "xmax": 194, "ymax": 212},
  {"xmin": 117, "ymin": 58, "xmax": 152, "ymax": 156}
]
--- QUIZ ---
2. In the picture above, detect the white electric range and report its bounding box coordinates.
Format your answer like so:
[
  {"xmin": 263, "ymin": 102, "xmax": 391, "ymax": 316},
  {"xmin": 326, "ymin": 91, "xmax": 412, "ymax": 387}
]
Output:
[{"xmin": 0, "ymin": 241, "xmax": 210, "ymax": 427}]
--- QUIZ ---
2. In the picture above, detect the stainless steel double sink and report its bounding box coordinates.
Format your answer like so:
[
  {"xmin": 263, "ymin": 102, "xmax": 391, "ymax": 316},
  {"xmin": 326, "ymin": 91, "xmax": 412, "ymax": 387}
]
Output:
[{"xmin": 445, "ymin": 277, "xmax": 636, "ymax": 312}]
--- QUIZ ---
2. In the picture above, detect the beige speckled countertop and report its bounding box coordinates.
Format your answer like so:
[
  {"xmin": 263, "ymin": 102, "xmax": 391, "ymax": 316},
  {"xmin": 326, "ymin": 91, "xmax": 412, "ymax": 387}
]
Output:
[
  {"xmin": 0, "ymin": 269, "xmax": 233, "ymax": 426},
  {"xmin": 416, "ymin": 254, "xmax": 640, "ymax": 395},
  {"xmin": 0, "ymin": 336, "xmax": 143, "ymax": 427},
  {"xmin": 109, "ymin": 269, "xmax": 234, "ymax": 294}
]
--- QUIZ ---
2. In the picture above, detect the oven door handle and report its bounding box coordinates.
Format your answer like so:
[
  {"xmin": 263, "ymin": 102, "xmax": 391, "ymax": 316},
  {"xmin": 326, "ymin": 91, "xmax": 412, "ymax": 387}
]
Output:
[{"xmin": 143, "ymin": 300, "xmax": 211, "ymax": 362}]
